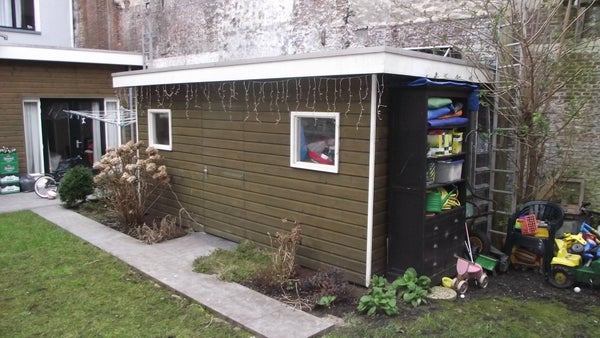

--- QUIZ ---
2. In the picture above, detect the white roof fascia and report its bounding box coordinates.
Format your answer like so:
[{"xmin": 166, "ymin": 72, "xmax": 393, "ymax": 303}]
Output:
[
  {"xmin": 0, "ymin": 45, "xmax": 144, "ymax": 66},
  {"xmin": 112, "ymin": 47, "xmax": 487, "ymax": 88}
]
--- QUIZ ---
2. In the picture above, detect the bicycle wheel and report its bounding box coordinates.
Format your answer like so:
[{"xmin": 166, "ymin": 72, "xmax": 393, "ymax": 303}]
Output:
[{"xmin": 34, "ymin": 175, "xmax": 57, "ymax": 198}]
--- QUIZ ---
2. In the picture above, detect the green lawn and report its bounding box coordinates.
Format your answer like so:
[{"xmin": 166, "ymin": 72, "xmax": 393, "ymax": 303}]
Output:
[{"xmin": 0, "ymin": 211, "xmax": 250, "ymax": 337}]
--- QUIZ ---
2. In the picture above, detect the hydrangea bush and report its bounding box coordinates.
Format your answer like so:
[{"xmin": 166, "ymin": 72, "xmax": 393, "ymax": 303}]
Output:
[{"xmin": 93, "ymin": 141, "xmax": 169, "ymax": 227}]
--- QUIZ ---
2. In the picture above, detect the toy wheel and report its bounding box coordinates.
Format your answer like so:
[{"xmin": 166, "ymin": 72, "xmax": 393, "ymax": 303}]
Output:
[
  {"xmin": 570, "ymin": 243, "xmax": 584, "ymax": 254},
  {"xmin": 454, "ymin": 279, "xmax": 468, "ymax": 294},
  {"xmin": 548, "ymin": 266, "xmax": 575, "ymax": 289},
  {"xmin": 469, "ymin": 230, "xmax": 491, "ymax": 256},
  {"xmin": 478, "ymin": 274, "xmax": 489, "ymax": 288}
]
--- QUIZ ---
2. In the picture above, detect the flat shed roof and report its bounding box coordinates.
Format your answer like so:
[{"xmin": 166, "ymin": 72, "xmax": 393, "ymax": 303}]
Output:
[{"xmin": 112, "ymin": 46, "xmax": 488, "ymax": 87}]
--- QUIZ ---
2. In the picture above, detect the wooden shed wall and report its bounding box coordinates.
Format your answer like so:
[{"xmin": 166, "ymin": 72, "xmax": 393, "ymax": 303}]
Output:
[
  {"xmin": 136, "ymin": 76, "xmax": 385, "ymax": 284},
  {"xmin": 0, "ymin": 60, "xmax": 129, "ymax": 172}
]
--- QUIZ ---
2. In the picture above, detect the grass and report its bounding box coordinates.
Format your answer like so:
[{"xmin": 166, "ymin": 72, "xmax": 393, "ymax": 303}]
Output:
[
  {"xmin": 193, "ymin": 241, "xmax": 272, "ymax": 283},
  {"xmin": 0, "ymin": 211, "xmax": 251, "ymax": 337},
  {"xmin": 327, "ymin": 297, "xmax": 600, "ymax": 337},
  {"xmin": 14, "ymin": 203, "xmax": 598, "ymax": 337}
]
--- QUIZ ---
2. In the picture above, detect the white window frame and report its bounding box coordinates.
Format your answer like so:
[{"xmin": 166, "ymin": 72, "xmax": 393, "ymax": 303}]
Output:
[
  {"xmin": 104, "ymin": 99, "xmax": 121, "ymax": 150},
  {"xmin": 0, "ymin": 0, "xmax": 39, "ymax": 31},
  {"xmin": 290, "ymin": 111, "xmax": 340, "ymax": 173},
  {"xmin": 148, "ymin": 108, "xmax": 172, "ymax": 151},
  {"xmin": 22, "ymin": 99, "xmax": 43, "ymax": 174}
]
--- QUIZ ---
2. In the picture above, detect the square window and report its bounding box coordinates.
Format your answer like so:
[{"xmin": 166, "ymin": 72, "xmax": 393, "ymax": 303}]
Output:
[
  {"xmin": 0, "ymin": 0, "xmax": 36, "ymax": 30},
  {"xmin": 148, "ymin": 109, "xmax": 172, "ymax": 151},
  {"xmin": 290, "ymin": 111, "xmax": 339, "ymax": 173}
]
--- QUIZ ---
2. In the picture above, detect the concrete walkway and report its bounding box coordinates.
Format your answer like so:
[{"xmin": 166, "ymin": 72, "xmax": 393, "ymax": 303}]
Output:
[{"xmin": 0, "ymin": 192, "xmax": 337, "ymax": 338}]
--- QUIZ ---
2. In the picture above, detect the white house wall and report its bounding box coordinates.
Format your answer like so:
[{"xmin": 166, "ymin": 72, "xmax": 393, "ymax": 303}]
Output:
[{"xmin": 0, "ymin": 0, "xmax": 73, "ymax": 47}]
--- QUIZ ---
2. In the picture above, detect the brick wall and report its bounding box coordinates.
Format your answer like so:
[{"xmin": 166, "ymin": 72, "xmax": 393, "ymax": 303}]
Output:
[
  {"xmin": 74, "ymin": 0, "xmax": 123, "ymax": 50},
  {"xmin": 548, "ymin": 43, "xmax": 600, "ymax": 207}
]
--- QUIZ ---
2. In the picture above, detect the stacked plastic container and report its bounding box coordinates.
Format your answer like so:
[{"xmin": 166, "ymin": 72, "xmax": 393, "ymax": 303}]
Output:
[{"xmin": 1, "ymin": 151, "xmax": 20, "ymax": 194}]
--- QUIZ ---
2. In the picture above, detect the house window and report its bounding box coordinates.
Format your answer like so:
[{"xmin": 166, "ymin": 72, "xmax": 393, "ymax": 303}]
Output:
[
  {"xmin": 290, "ymin": 111, "xmax": 339, "ymax": 173},
  {"xmin": 148, "ymin": 109, "xmax": 172, "ymax": 151},
  {"xmin": 0, "ymin": 0, "xmax": 36, "ymax": 30},
  {"xmin": 22, "ymin": 99, "xmax": 43, "ymax": 174}
]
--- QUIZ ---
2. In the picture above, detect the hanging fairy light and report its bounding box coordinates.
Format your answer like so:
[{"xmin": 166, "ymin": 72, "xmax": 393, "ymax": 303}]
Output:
[{"xmin": 131, "ymin": 75, "xmax": 381, "ymax": 128}]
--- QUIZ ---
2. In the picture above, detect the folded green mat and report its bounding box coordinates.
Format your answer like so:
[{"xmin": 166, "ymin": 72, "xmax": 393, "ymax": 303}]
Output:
[{"xmin": 428, "ymin": 97, "xmax": 453, "ymax": 109}]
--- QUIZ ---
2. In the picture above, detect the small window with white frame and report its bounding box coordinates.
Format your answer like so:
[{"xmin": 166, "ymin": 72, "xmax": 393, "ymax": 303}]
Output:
[
  {"xmin": 290, "ymin": 111, "xmax": 339, "ymax": 173},
  {"xmin": 0, "ymin": 0, "xmax": 37, "ymax": 30},
  {"xmin": 148, "ymin": 109, "xmax": 172, "ymax": 151}
]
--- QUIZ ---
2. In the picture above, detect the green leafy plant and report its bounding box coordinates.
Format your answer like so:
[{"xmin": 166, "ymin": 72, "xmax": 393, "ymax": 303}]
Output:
[
  {"xmin": 392, "ymin": 267, "xmax": 431, "ymax": 307},
  {"xmin": 357, "ymin": 275, "xmax": 398, "ymax": 316},
  {"xmin": 316, "ymin": 295, "xmax": 336, "ymax": 308},
  {"xmin": 58, "ymin": 166, "xmax": 94, "ymax": 208}
]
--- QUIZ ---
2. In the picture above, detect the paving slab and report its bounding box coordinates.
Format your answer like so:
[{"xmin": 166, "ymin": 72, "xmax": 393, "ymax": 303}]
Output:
[{"xmin": 1, "ymin": 192, "xmax": 337, "ymax": 338}]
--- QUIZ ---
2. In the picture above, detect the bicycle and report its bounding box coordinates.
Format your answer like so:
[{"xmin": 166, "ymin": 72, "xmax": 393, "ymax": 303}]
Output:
[{"xmin": 34, "ymin": 155, "xmax": 84, "ymax": 199}]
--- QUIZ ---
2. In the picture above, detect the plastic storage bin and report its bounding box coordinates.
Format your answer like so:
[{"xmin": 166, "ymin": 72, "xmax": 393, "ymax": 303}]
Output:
[
  {"xmin": 435, "ymin": 159, "xmax": 464, "ymax": 183},
  {"xmin": 0, "ymin": 153, "xmax": 18, "ymax": 175}
]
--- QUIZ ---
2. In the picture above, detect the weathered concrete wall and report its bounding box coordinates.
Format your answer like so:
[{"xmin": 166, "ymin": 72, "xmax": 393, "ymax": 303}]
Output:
[{"xmin": 108, "ymin": 0, "xmax": 491, "ymax": 65}]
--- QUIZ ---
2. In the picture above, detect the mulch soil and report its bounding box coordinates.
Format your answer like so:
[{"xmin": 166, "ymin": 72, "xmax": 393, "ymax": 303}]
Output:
[{"xmin": 247, "ymin": 266, "xmax": 600, "ymax": 322}]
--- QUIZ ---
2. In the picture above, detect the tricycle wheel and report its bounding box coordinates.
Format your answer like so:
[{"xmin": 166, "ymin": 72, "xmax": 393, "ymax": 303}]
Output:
[
  {"xmin": 452, "ymin": 278, "xmax": 468, "ymax": 294},
  {"xmin": 477, "ymin": 274, "xmax": 489, "ymax": 288},
  {"xmin": 548, "ymin": 266, "xmax": 575, "ymax": 289}
]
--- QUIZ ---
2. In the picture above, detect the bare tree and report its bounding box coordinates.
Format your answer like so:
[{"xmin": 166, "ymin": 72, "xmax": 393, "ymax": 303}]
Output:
[{"xmin": 429, "ymin": 0, "xmax": 598, "ymax": 206}]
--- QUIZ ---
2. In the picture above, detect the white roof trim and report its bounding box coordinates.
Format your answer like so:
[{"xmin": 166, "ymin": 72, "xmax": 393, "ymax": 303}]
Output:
[
  {"xmin": 0, "ymin": 45, "xmax": 144, "ymax": 66},
  {"xmin": 113, "ymin": 47, "xmax": 487, "ymax": 88}
]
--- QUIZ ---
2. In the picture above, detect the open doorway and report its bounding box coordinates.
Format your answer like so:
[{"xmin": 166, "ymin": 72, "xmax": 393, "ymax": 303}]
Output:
[{"xmin": 40, "ymin": 99, "xmax": 106, "ymax": 173}]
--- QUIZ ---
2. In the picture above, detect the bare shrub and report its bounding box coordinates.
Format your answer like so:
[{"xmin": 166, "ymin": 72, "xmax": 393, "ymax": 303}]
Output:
[
  {"xmin": 269, "ymin": 219, "xmax": 302, "ymax": 280},
  {"xmin": 301, "ymin": 268, "xmax": 351, "ymax": 304},
  {"xmin": 93, "ymin": 141, "xmax": 169, "ymax": 228},
  {"xmin": 134, "ymin": 214, "xmax": 187, "ymax": 244}
]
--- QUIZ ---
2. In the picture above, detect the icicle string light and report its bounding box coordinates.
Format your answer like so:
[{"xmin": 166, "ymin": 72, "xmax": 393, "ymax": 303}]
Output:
[
  {"xmin": 243, "ymin": 81, "xmax": 251, "ymax": 122},
  {"xmin": 376, "ymin": 75, "xmax": 387, "ymax": 120},
  {"xmin": 133, "ymin": 75, "xmax": 378, "ymax": 127},
  {"xmin": 184, "ymin": 83, "xmax": 191, "ymax": 119},
  {"xmin": 203, "ymin": 84, "xmax": 212, "ymax": 112}
]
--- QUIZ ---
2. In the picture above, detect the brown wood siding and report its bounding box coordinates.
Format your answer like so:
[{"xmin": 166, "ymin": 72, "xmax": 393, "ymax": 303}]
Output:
[
  {"xmin": 138, "ymin": 77, "xmax": 375, "ymax": 284},
  {"xmin": 370, "ymin": 90, "xmax": 390, "ymax": 277},
  {"xmin": 0, "ymin": 60, "xmax": 130, "ymax": 173}
]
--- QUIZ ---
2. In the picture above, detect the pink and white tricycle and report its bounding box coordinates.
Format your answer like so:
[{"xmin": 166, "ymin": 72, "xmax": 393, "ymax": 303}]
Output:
[{"xmin": 451, "ymin": 255, "xmax": 489, "ymax": 294}]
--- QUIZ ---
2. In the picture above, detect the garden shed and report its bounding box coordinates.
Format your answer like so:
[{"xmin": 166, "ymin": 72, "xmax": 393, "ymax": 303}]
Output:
[{"xmin": 112, "ymin": 47, "xmax": 488, "ymax": 285}]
